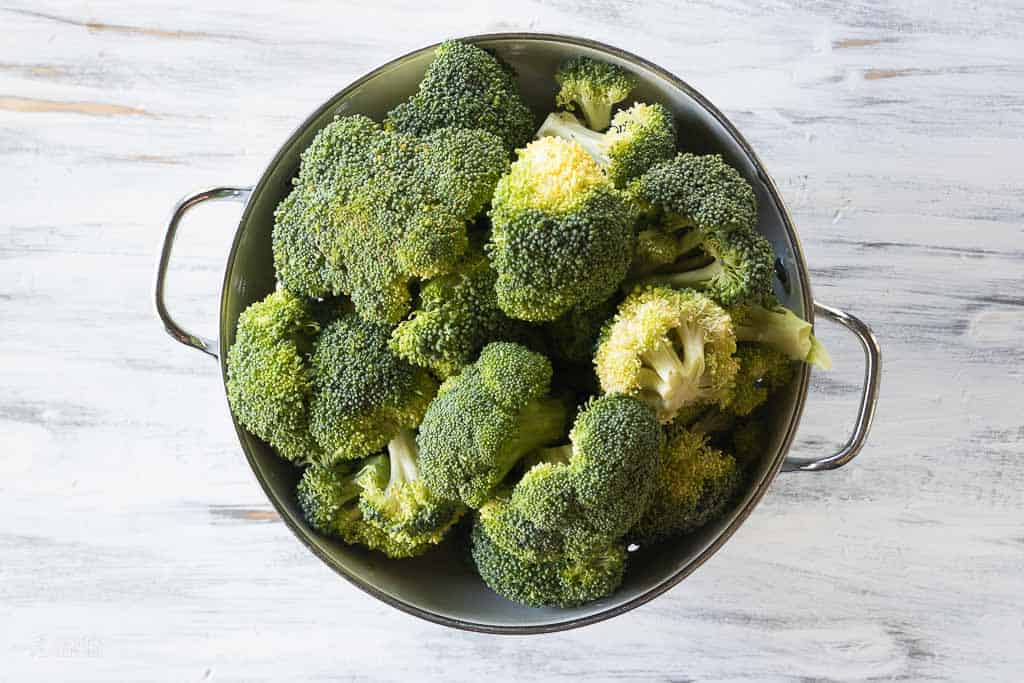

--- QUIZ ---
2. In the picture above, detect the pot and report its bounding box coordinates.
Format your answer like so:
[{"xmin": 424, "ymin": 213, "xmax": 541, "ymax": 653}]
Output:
[{"xmin": 154, "ymin": 33, "xmax": 881, "ymax": 634}]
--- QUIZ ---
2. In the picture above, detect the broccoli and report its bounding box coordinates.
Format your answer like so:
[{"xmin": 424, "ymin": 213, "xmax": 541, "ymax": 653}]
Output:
[
  {"xmin": 536, "ymin": 103, "xmax": 676, "ymax": 187},
  {"xmin": 273, "ymin": 114, "xmax": 508, "ymax": 324},
  {"xmin": 731, "ymin": 416, "xmax": 770, "ymax": 466},
  {"xmin": 359, "ymin": 428, "xmax": 465, "ymax": 547},
  {"xmin": 729, "ymin": 298, "xmax": 832, "ymax": 369},
  {"xmin": 546, "ymin": 295, "xmax": 620, "ymax": 365},
  {"xmin": 594, "ymin": 287, "xmax": 738, "ymax": 423},
  {"xmin": 632, "ymin": 425, "xmax": 741, "ymax": 545},
  {"xmin": 297, "ymin": 458, "xmax": 431, "ymax": 559},
  {"xmin": 554, "ymin": 56, "xmax": 637, "ymax": 132},
  {"xmin": 309, "ymin": 313, "xmax": 438, "ymax": 464},
  {"xmin": 479, "ymin": 394, "xmax": 663, "ymax": 562},
  {"xmin": 629, "ymin": 226, "xmax": 705, "ymax": 278},
  {"xmin": 488, "ymin": 137, "xmax": 635, "ymax": 321},
  {"xmin": 385, "ymin": 40, "xmax": 534, "ymax": 154},
  {"xmin": 629, "ymin": 152, "xmax": 759, "ymax": 235},
  {"xmin": 625, "ymin": 152, "xmax": 773, "ymax": 306},
  {"xmin": 635, "ymin": 228, "xmax": 775, "ymax": 307},
  {"xmin": 726, "ymin": 344, "xmax": 797, "ymax": 416},
  {"xmin": 388, "ymin": 247, "xmax": 513, "ymax": 379},
  {"xmin": 417, "ymin": 342, "xmax": 568, "ymax": 507},
  {"xmin": 471, "ymin": 522, "xmax": 627, "ymax": 608},
  {"xmin": 226, "ymin": 289, "xmax": 322, "ymax": 464}
]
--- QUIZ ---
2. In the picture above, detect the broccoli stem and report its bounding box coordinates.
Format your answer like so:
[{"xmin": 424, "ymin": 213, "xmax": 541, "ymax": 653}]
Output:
[
  {"xmin": 734, "ymin": 305, "xmax": 812, "ymax": 362},
  {"xmin": 580, "ymin": 100, "xmax": 613, "ymax": 133},
  {"xmin": 535, "ymin": 444, "xmax": 574, "ymax": 467},
  {"xmin": 642, "ymin": 258, "xmax": 723, "ymax": 290},
  {"xmin": 536, "ymin": 113, "xmax": 609, "ymax": 167},
  {"xmin": 494, "ymin": 398, "xmax": 567, "ymax": 484},
  {"xmin": 386, "ymin": 427, "xmax": 421, "ymax": 491}
]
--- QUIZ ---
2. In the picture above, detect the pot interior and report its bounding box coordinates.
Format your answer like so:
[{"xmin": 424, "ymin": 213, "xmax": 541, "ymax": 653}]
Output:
[{"xmin": 219, "ymin": 34, "xmax": 810, "ymax": 632}]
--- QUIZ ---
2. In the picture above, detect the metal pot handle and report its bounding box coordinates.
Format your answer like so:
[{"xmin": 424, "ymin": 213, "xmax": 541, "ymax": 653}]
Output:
[
  {"xmin": 154, "ymin": 186, "xmax": 252, "ymax": 359},
  {"xmin": 783, "ymin": 302, "xmax": 882, "ymax": 472}
]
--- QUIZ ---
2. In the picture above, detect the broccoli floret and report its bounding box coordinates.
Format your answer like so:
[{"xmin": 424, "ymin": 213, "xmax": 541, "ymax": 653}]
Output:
[
  {"xmin": 309, "ymin": 314, "xmax": 438, "ymax": 464},
  {"xmin": 631, "ymin": 426, "xmax": 741, "ymax": 545},
  {"xmin": 470, "ymin": 522, "xmax": 626, "ymax": 608},
  {"xmin": 726, "ymin": 344, "xmax": 797, "ymax": 415},
  {"xmin": 729, "ymin": 298, "xmax": 832, "ymax": 369},
  {"xmin": 636, "ymin": 227, "xmax": 775, "ymax": 307},
  {"xmin": 536, "ymin": 103, "xmax": 676, "ymax": 187},
  {"xmin": 417, "ymin": 342, "xmax": 568, "ymax": 507},
  {"xmin": 546, "ymin": 295, "xmax": 620, "ymax": 365},
  {"xmin": 388, "ymin": 248, "xmax": 512, "ymax": 379},
  {"xmin": 554, "ymin": 56, "xmax": 637, "ymax": 132},
  {"xmin": 488, "ymin": 137, "xmax": 635, "ymax": 321},
  {"xmin": 385, "ymin": 40, "xmax": 534, "ymax": 154},
  {"xmin": 297, "ymin": 458, "xmax": 431, "ymax": 559},
  {"xmin": 273, "ymin": 115, "xmax": 508, "ymax": 324},
  {"xmin": 629, "ymin": 152, "xmax": 759, "ymax": 235},
  {"xmin": 625, "ymin": 152, "xmax": 772, "ymax": 306},
  {"xmin": 359, "ymin": 428, "xmax": 465, "ymax": 547},
  {"xmin": 731, "ymin": 415, "xmax": 770, "ymax": 466},
  {"xmin": 629, "ymin": 226, "xmax": 705, "ymax": 278},
  {"xmin": 594, "ymin": 287, "xmax": 738, "ymax": 423},
  {"xmin": 480, "ymin": 394, "xmax": 663, "ymax": 562},
  {"xmin": 226, "ymin": 289, "xmax": 322, "ymax": 464}
]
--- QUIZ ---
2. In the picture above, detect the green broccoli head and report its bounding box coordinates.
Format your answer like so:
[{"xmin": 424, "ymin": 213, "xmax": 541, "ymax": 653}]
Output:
[
  {"xmin": 273, "ymin": 114, "xmax": 508, "ymax": 324},
  {"xmin": 726, "ymin": 344, "xmax": 797, "ymax": 416},
  {"xmin": 488, "ymin": 137, "xmax": 636, "ymax": 322},
  {"xmin": 536, "ymin": 103, "xmax": 676, "ymax": 187},
  {"xmin": 297, "ymin": 458, "xmax": 433, "ymax": 559},
  {"xmin": 728, "ymin": 298, "xmax": 832, "ymax": 369},
  {"xmin": 358, "ymin": 428, "xmax": 465, "ymax": 547},
  {"xmin": 417, "ymin": 342, "xmax": 568, "ymax": 507},
  {"xmin": 385, "ymin": 40, "xmax": 534, "ymax": 153},
  {"xmin": 309, "ymin": 314, "xmax": 438, "ymax": 464},
  {"xmin": 636, "ymin": 227, "xmax": 775, "ymax": 307},
  {"xmin": 226, "ymin": 289, "xmax": 322, "ymax": 464},
  {"xmin": 388, "ymin": 248, "xmax": 510, "ymax": 379},
  {"xmin": 546, "ymin": 295, "xmax": 620, "ymax": 365},
  {"xmin": 483, "ymin": 394, "xmax": 663, "ymax": 562},
  {"xmin": 554, "ymin": 56, "xmax": 637, "ymax": 132},
  {"xmin": 595, "ymin": 287, "xmax": 739, "ymax": 423},
  {"xmin": 631, "ymin": 425, "xmax": 741, "ymax": 545},
  {"xmin": 630, "ymin": 152, "xmax": 759, "ymax": 236},
  {"xmin": 470, "ymin": 521, "xmax": 627, "ymax": 608}
]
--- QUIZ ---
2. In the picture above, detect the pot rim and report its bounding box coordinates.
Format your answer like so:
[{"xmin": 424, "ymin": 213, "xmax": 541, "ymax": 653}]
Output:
[{"xmin": 218, "ymin": 32, "xmax": 813, "ymax": 635}]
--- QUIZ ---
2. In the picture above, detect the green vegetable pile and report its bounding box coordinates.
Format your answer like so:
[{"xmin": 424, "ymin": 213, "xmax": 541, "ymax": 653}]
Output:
[{"xmin": 226, "ymin": 41, "xmax": 831, "ymax": 609}]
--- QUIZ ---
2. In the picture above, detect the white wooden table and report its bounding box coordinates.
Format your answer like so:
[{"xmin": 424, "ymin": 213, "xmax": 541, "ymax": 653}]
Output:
[{"xmin": 3, "ymin": 2, "xmax": 1022, "ymax": 680}]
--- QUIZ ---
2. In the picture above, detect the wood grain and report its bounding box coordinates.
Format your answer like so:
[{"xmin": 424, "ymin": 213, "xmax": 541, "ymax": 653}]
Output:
[{"xmin": 1, "ymin": 1, "xmax": 1022, "ymax": 680}]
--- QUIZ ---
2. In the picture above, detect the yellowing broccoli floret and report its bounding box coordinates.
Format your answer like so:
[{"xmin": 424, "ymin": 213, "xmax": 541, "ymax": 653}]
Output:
[
  {"xmin": 536, "ymin": 103, "xmax": 676, "ymax": 187},
  {"xmin": 726, "ymin": 344, "xmax": 797, "ymax": 416},
  {"xmin": 226, "ymin": 289, "xmax": 322, "ymax": 464},
  {"xmin": 309, "ymin": 314, "xmax": 438, "ymax": 464},
  {"xmin": 631, "ymin": 426, "xmax": 740, "ymax": 545},
  {"xmin": 554, "ymin": 56, "xmax": 637, "ymax": 132},
  {"xmin": 488, "ymin": 137, "xmax": 636, "ymax": 322},
  {"xmin": 385, "ymin": 40, "xmax": 534, "ymax": 153},
  {"xmin": 595, "ymin": 287, "xmax": 738, "ymax": 423}
]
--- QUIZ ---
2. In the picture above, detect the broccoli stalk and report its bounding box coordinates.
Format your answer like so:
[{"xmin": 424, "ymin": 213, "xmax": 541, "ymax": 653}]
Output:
[
  {"xmin": 730, "ymin": 301, "xmax": 832, "ymax": 369},
  {"xmin": 383, "ymin": 428, "xmax": 421, "ymax": 491},
  {"xmin": 490, "ymin": 398, "xmax": 571, "ymax": 487}
]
